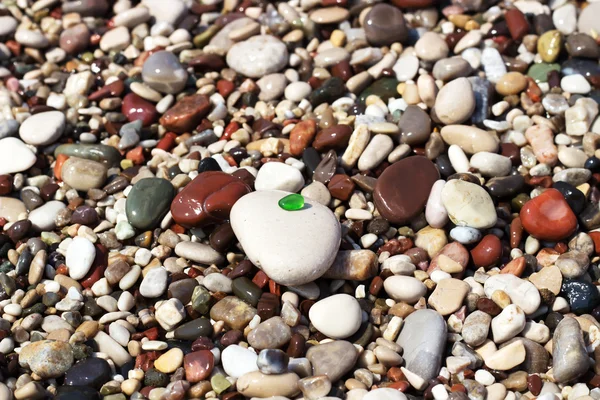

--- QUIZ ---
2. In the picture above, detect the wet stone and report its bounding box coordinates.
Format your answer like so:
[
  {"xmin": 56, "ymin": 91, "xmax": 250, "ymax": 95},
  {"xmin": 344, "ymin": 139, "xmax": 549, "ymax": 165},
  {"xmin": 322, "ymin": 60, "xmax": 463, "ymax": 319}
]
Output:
[
  {"xmin": 64, "ymin": 357, "xmax": 112, "ymax": 389},
  {"xmin": 126, "ymin": 178, "xmax": 175, "ymax": 230}
]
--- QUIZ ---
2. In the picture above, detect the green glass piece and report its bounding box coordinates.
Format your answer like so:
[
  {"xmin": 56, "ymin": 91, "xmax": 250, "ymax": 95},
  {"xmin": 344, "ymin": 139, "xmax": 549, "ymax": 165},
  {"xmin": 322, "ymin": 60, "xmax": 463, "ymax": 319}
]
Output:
[
  {"xmin": 527, "ymin": 63, "xmax": 560, "ymax": 83},
  {"xmin": 278, "ymin": 194, "xmax": 305, "ymax": 211},
  {"xmin": 211, "ymin": 373, "xmax": 231, "ymax": 394}
]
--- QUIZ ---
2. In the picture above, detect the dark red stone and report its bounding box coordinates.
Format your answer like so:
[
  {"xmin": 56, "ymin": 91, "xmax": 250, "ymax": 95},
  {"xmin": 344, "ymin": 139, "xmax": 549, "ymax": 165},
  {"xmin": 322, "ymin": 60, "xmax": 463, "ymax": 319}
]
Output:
[
  {"xmin": 373, "ymin": 156, "xmax": 439, "ymax": 224},
  {"xmin": 505, "ymin": 8, "xmax": 530, "ymax": 41},
  {"xmin": 122, "ymin": 93, "xmax": 157, "ymax": 126},
  {"xmin": 159, "ymin": 94, "xmax": 211, "ymax": 134},
  {"xmin": 470, "ymin": 234, "xmax": 502, "ymax": 268},
  {"xmin": 184, "ymin": 350, "xmax": 214, "ymax": 382},
  {"xmin": 170, "ymin": 171, "xmax": 251, "ymax": 227}
]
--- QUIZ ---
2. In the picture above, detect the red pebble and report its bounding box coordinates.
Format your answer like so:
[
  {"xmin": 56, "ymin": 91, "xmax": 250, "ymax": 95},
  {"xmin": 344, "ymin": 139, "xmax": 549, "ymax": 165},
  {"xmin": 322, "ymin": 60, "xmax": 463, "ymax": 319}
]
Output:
[
  {"xmin": 520, "ymin": 188, "xmax": 577, "ymax": 241},
  {"xmin": 470, "ymin": 234, "xmax": 502, "ymax": 268}
]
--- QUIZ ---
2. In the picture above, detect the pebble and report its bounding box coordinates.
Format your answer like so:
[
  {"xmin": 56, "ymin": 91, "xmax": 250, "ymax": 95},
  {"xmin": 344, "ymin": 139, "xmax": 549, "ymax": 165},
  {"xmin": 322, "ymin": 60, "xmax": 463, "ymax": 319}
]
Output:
[
  {"xmin": 15, "ymin": 29, "xmax": 49, "ymax": 48},
  {"xmin": 561, "ymin": 74, "xmax": 591, "ymax": 94},
  {"xmin": 520, "ymin": 188, "xmax": 577, "ymax": 241},
  {"xmin": 99, "ymin": 26, "xmax": 130, "ymax": 52},
  {"xmin": 397, "ymin": 309, "xmax": 447, "ymax": 382},
  {"xmin": 126, "ymin": 178, "xmax": 175, "ymax": 230},
  {"xmin": 577, "ymin": 2, "xmax": 600, "ymax": 36},
  {"xmin": 0, "ymin": 16, "xmax": 17, "ymax": 36},
  {"xmin": 222, "ymin": 345, "xmax": 259, "ymax": 378},
  {"xmin": 139, "ymin": 267, "xmax": 168, "ymax": 298},
  {"xmin": 428, "ymin": 278, "xmax": 470, "ymax": 315},
  {"xmin": 309, "ymin": 294, "xmax": 362, "ymax": 339},
  {"xmin": 552, "ymin": 317, "xmax": 589, "ymax": 383},
  {"xmin": 434, "ymin": 77, "xmax": 475, "ymax": 125},
  {"xmin": 441, "ymin": 125, "xmax": 499, "ymax": 154},
  {"xmin": 0, "ymin": 137, "xmax": 36, "ymax": 175},
  {"xmin": 441, "ymin": 179, "xmax": 497, "ymax": 229},
  {"xmin": 257, "ymin": 74, "xmax": 287, "ymax": 101},
  {"xmin": 66, "ymin": 236, "xmax": 96, "ymax": 280},
  {"xmin": 230, "ymin": 190, "xmax": 340, "ymax": 286},
  {"xmin": 306, "ymin": 340, "xmax": 358, "ymax": 382},
  {"xmin": 374, "ymin": 156, "xmax": 439, "ymax": 224},
  {"xmin": 61, "ymin": 157, "xmax": 107, "ymax": 191},
  {"xmin": 19, "ymin": 111, "xmax": 65, "ymax": 146},
  {"xmin": 18, "ymin": 340, "xmax": 73, "ymax": 378},
  {"xmin": 255, "ymin": 162, "xmax": 304, "ymax": 192},
  {"xmin": 384, "ymin": 275, "xmax": 427, "ymax": 303},
  {"xmin": 415, "ymin": 32, "xmax": 449, "ymax": 62},
  {"xmin": 470, "ymin": 152, "xmax": 512, "ymax": 177},
  {"xmin": 28, "ymin": 200, "xmax": 66, "ymax": 230},
  {"xmin": 364, "ymin": 4, "xmax": 408, "ymax": 46},
  {"xmin": 226, "ymin": 36, "xmax": 288, "ymax": 78},
  {"xmin": 484, "ymin": 274, "xmax": 541, "ymax": 315},
  {"xmin": 142, "ymin": 51, "xmax": 188, "ymax": 94},
  {"xmin": 237, "ymin": 371, "xmax": 300, "ymax": 398},
  {"xmin": 491, "ymin": 304, "xmax": 526, "ymax": 343}
]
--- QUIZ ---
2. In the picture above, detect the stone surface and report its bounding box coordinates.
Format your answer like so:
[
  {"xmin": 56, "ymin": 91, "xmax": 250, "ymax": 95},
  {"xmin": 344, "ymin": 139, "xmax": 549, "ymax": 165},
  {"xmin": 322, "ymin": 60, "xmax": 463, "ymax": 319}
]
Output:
[
  {"xmin": 552, "ymin": 317, "xmax": 589, "ymax": 383},
  {"xmin": 210, "ymin": 296, "xmax": 257, "ymax": 330},
  {"xmin": 0, "ymin": 138, "xmax": 36, "ymax": 175},
  {"xmin": 19, "ymin": 111, "xmax": 65, "ymax": 146},
  {"xmin": 19, "ymin": 340, "xmax": 73, "ymax": 379},
  {"xmin": 247, "ymin": 316, "xmax": 292, "ymax": 350},
  {"xmin": 441, "ymin": 179, "xmax": 497, "ymax": 229},
  {"xmin": 374, "ymin": 156, "xmax": 439, "ymax": 224},
  {"xmin": 434, "ymin": 77, "xmax": 475, "ymax": 124},
  {"xmin": 126, "ymin": 178, "xmax": 175, "ymax": 230},
  {"xmin": 159, "ymin": 94, "xmax": 211, "ymax": 133},
  {"xmin": 309, "ymin": 294, "xmax": 362, "ymax": 339},
  {"xmin": 61, "ymin": 157, "xmax": 107, "ymax": 191},
  {"xmin": 230, "ymin": 190, "xmax": 341, "ymax": 286},
  {"xmin": 142, "ymin": 51, "xmax": 188, "ymax": 94},
  {"xmin": 226, "ymin": 35, "xmax": 288, "ymax": 78},
  {"xmin": 428, "ymin": 278, "xmax": 470, "ymax": 315},
  {"xmin": 64, "ymin": 357, "xmax": 112, "ymax": 389},
  {"xmin": 397, "ymin": 309, "xmax": 447, "ymax": 381},
  {"xmin": 171, "ymin": 171, "xmax": 251, "ymax": 227},
  {"xmin": 364, "ymin": 4, "xmax": 408, "ymax": 46},
  {"xmin": 520, "ymin": 188, "xmax": 577, "ymax": 241},
  {"xmin": 306, "ymin": 340, "xmax": 358, "ymax": 382}
]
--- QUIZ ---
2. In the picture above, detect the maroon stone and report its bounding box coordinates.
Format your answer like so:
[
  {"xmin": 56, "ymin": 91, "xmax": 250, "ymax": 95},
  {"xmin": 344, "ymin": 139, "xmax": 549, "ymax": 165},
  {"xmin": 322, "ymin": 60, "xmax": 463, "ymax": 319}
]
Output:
[
  {"xmin": 184, "ymin": 350, "xmax": 214, "ymax": 383},
  {"xmin": 171, "ymin": 171, "xmax": 252, "ymax": 227},
  {"xmin": 373, "ymin": 156, "xmax": 439, "ymax": 224},
  {"xmin": 159, "ymin": 94, "xmax": 211, "ymax": 134},
  {"xmin": 122, "ymin": 93, "xmax": 157, "ymax": 126}
]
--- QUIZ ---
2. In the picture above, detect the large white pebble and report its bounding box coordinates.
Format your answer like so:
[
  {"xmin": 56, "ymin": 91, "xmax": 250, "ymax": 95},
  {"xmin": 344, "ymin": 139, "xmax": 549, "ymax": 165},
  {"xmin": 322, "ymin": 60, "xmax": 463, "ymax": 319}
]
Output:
[
  {"xmin": 484, "ymin": 274, "xmax": 541, "ymax": 315},
  {"xmin": 0, "ymin": 138, "xmax": 36, "ymax": 175},
  {"xmin": 66, "ymin": 236, "xmax": 96, "ymax": 280},
  {"xmin": 19, "ymin": 111, "xmax": 65, "ymax": 146},
  {"xmin": 28, "ymin": 200, "xmax": 66, "ymax": 231},
  {"xmin": 441, "ymin": 179, "xmax": 497, "ymax": 229},
  {"xmin": 309, "ymin": 294, "xmax": 362, "ymax": 339},
  {"xmin": 230, "ymin": 190, "xmax": 340, "ymax": 286},
  {"xmin": 221, "ymin": 345, "xmax": 259, "ymax": 378},
  {"xmin": 254, "ymin": 162, "xmax": 305, "ymax": 193},
  {"xmin": 469, "ymin": 152, "xmax": 512, "ymax": 177},
  {"xmin": 364, "ymin": 388, "xmax": 408, "ymax": 400}
]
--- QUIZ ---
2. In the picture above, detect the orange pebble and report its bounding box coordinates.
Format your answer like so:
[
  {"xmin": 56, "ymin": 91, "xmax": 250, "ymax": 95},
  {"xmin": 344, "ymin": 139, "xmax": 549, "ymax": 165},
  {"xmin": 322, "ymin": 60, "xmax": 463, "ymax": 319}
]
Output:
[
  {"xmin": 54, "ymin": 154, "xmax": 69, "ymax": 180},
  {"xmin": 126, "ymin": 146, "xmax": 145, "ymax": 164}
]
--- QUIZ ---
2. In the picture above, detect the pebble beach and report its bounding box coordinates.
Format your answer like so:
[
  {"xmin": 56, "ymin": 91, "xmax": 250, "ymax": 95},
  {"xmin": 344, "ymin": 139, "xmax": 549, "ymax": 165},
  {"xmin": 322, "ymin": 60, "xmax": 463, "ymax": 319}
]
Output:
[{"xmin": 0, "ymin": 0, "xmax": 599, "ymax": 399}]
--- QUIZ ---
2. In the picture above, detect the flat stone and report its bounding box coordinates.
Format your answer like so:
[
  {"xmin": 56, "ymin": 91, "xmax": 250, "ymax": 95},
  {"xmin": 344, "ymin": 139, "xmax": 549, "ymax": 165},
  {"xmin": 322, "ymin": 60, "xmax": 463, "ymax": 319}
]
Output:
[
  {"xmin": 364, "ymin": 4, "xmax": 408, "ymax": 46},
  {"xmin": 171, "ymin": 171, "xmax": 251, "ymax": 227},
  {"xmin": 578, "ymin": 2, "xmax": 600, "ymax": 36},
  {"xmin": 483, "ymin": 274, "xmax": 541, "ymax": 315},
  {"xmin": 0, "ymin": 197, "xmax": 26, "ymax": 223},
  {"xmin": 552, "ymin": 317, "xmax": 589, "ymax": 383},
  {"xmin": 441, "ymin": 179, "xmax": 497, "ymax": 229},
  {"xmin": 306, "ymin": 340, "xmax": 358, "ymax": 382},
  {"xmin": 428, "ymin": 278, "xmax": 470, "ymax": 315},
  {"xmin": 248, "ymin": 316, "xmax": 292, "ymax": 350},
  {"xmin": 159, "ymin": 94, "xmax": 211, "ymax": 133},
  {"xmin": 54, "ymin": 143, "xmax": 121, "ymax": 167},
  {"xmin": 28, "ymin": 200, "xmax": 66, "ymax": 230},
  {"xmin": 374, "ymin": 156, "xmax": 439, "ymax": 225},
  {"xmin": 440, "ymin": 125, "xmax": 499, "ymax": 154},
  {"xmin": 230, "ymin": 190, "xmax": 341, "ymax": 286},
  {"xmin": 59, "ymin": 23, "xmax": 90, "ymax": 54},
  {"xmin": 226, "ymin": 35, "xmax": 288, "ymax": 78},
  {"xmin": 322, "ymin": 250, "xmax": 378, "ymax": 281},
  {"xmin": 19, "ymin": 340, "xmax": 73, "ymax": 379},
  {"xmin": 210, "ymin": 296, "xmax": 257, "ymax": 330},
  {"xmin": 396, "ymin": 309, "xmax": 447, "ymax": 381},
  {"xmin": 64, "ymin": 357, "xmax": 112, "ymax": 389},
  {"xmin": 463, "ymin": 310, "xmax": 492, "ymax": 347},
  {"xmin": 126, "ymin": 178, "xmax": 175, "ymax": 230},
  {"xmin": 222, "ymin": 345, "xmax": 259, "ymax": 378},
  {"xmin": 398, "ymin": 105, "xmax": 432, "ymax": 145},
  {"xmin": 61, "ymin": 157, "xmax": 107, "ymax": 191},
  {"xmin": 237, "ymin": 371, "xmax": 300, "ymax": 398},
  {"xmin": 66, "ymin": 236, "xmax": 96, "ymax": 280}
]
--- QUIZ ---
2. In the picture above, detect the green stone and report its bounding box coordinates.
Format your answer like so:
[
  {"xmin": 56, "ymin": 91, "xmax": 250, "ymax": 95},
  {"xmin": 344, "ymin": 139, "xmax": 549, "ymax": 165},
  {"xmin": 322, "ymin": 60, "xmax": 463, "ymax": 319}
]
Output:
[
  {"xmin": 193, "ymin": 25, "xmax": 220, "ymax": 48},
  {"xmin": 191, "ymin": 285, "xmax": 211, "ymax": 314},
  {"xmin": 144, "ymin": 368, "xmax": 168, "ymax": 387},
  {"xmin": 173, "ymin": 318, "xmax": 213, "ymax": 340},
  {"xmin": 358, "ymin": 77, "xmax": 399, "ymax": 104},
  {"xmin": 22, "ymin": 303, "xmax": 46, "ymax": 317},
  {"xmin": 278, "ymin": 194, "xmax": 305, "ymax": 211},
  {"xmin": 0, "ymin": 260, "xmax": 13, "ymax": 273},
  {"xmin": 210, "ymin": 373, "xmax": 231, "ymax": 394},
  {"xmin": 54, "ymin": 143, "xmax": 122, "ymax": 167},
  {"xmin": 527, "ymin": 63, "xmax": 560, "ymax": 83},
  {"xmin": 232, "ymin": 277, "xmax": 263, "ymax": 307},
  {"xmin": 125, "ymin": 178, "xmax": 176, "ymax": 230},
  {"xmin": 0, "ymin": 273, "xmax": 15, "ymax": 296},
  {"xmin": 309, "ymin": 77, "xmax": 346, "ymax": 106},
  {"xmin": 81, "ymin": 52, "xmax": 94, "ymax": 64},
  {"xmin": 512, "ymin": 193, "xmax": 531, "ymax": 211}
]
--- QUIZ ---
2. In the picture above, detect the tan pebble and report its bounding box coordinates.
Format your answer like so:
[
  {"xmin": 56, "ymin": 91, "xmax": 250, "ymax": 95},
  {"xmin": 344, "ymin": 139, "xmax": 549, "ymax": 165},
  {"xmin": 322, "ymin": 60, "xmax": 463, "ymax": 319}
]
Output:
[
  {"xmin": 496, "ymin": 72, "xmax": 528, "ymax": 96},
  {"xmin": 491, "ymin": 290, "xmax": 511, "ymax": 308},
  {"xmin": 484, "ymin": 340, "xmax": 526, "ymax": 370},
  {"xmin": 154, "ymin": 348, "xmax": 184, "ymax": 374}
]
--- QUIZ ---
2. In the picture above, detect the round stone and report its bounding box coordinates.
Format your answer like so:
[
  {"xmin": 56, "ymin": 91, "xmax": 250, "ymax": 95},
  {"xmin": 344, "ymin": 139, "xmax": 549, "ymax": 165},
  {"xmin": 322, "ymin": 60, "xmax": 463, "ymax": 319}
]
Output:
[
  {"xmin": 254, "ymin": 162, "xmax": 305, "ymax": 193},
  {"xmin": 0, "ymin": 16, "xmax": 17, "ymax": 36},
  {"xmin": 59, "ymin": 23, "xmax": 90, "ymax": 54},
  {"xmin": 434, "ymin": 77, "xmax": 475, "ymax": 125},
  {"xmin": 19, "ymin": 111, "xmax": 65, "ymax": 146},
  {"xmin": 126, "ymin": 178, "xmax": 175, "ymax": 230},
  {"xmin": 0, "ymin": 137, "xmax": 36, "ymax": 175},
  {"xmin": 441, "ymin": 179, "xmax": 497, "ymax": 229},
  {"xmin": 520, "ymin": 188, "xmax": 577, "ymax": 241},
  {"xmin": 226, "ymin": 35, "xmax": 288, "ymax": 78},
  {"xmin": 142, "ymin": 51, "xmax": 188, "ymax": 94},
  {"xmin": 374, "ymin": 156, "xmax": 439, "ymax": 224},
  {"xmin": 578, "ymin": 2, "xmax": 600, "ymax": 37},
  {"xmin": 309, "ymin": 294, "xmax": 362, "ymax": 339},
  {"xmin": 221, "ymin": 345, "xmax": 259, "ymax": 379},
  {"xmin": 64, "ymin": 357, "xmax": 112, "ymax": 389},
  {"xmin": 230, "ymin": 190, "xmax": 341, "ymax": 286},
  {"xmin": 364, "ymin": 4, "xmax": 408, "ymax": 46}
]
